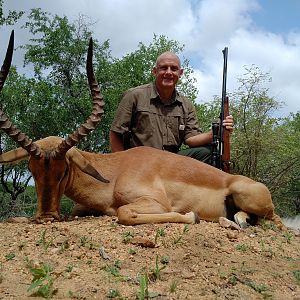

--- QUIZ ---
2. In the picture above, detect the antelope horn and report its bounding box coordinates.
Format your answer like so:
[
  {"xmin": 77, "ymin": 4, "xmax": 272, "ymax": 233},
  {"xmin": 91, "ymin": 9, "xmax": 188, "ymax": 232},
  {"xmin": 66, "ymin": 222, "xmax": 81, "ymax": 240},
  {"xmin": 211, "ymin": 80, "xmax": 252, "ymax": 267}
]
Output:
[
  {"xmin": 0, "ymin": 30, "xmax": 42, "ymax": 159},
  {"xmin": 53, "ymin": 37, "xmax": 104, "ymax": 159},
  {"xmin": 0, "ymin": 31, "xmax": 14, "ymax": 91}
]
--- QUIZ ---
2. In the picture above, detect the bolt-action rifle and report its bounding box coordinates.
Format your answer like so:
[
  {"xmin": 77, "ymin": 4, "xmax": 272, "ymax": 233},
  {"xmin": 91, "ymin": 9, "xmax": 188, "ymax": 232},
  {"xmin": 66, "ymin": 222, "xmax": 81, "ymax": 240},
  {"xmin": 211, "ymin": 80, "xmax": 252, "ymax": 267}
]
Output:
[{"xmin": 211, "ymin": 47, "xmax": 231, "ymax": 173}]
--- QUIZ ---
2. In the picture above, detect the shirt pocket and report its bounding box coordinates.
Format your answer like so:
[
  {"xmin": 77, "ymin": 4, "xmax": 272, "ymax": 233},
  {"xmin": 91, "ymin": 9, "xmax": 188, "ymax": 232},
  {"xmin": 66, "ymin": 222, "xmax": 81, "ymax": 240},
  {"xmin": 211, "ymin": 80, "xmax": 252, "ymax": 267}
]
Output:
[
  {"xmin": 167, "ymin": 113, "xmax": 185, "ymax": 144},
  {"xmin": 134, "ymin": 107, "xmax": 153, "ymax": 134}
]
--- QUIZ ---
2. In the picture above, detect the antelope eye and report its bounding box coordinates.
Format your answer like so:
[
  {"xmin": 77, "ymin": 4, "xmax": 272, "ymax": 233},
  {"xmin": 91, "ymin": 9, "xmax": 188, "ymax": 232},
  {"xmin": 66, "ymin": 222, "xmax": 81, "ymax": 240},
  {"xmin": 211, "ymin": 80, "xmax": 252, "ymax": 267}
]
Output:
[{"xmin": 63, "ymin": 168, "xmax": 69, "ymax": 178}]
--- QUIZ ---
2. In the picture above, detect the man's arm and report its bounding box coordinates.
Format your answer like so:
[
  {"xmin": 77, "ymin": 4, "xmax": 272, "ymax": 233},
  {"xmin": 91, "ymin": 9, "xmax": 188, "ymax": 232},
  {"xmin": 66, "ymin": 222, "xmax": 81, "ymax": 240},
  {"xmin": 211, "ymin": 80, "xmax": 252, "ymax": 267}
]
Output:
[
  {"xmin": 110, "ymin": 89, "xmax": 137, "ymax": 152},
  {"xmin": 110, "ymin": 131, "xmax": 125, "ymax": 152},
  {"xmin": 185, "ymin": 115, "xmax": 234, "ymax": 147},
  {"xmin": 185, "ymin": 131, "xmax": 213, "ymax": 147}
]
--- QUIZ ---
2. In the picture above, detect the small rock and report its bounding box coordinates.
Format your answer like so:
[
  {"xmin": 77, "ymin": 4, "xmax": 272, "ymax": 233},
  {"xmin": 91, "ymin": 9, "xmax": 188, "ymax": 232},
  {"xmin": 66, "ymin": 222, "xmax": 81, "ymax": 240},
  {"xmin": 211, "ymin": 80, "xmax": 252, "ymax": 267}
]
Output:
[
  {"xmin": 227, "ymin": 231, "xmax": 238, "ymax": 240},
  {"xmin": 6, "ymin": 217, "xmax": 30, "ymax": 224},
  {"xmin": 130, "ymin": 237, "xmax": 156, "ymax": 248},
  {"xmin": 99, "ymin": 247, "xmax": 111, "ymax": 260},
  {"xmin": 289, "ymin": 228, "xmax": 300, "ymax": 236},
  {"xmin": 219, "ymin": 217, "xmax": 241, "ymax": 231},
  {"xmin": 50, "ymin": 248, "xmax": 60, "ymax": 255}
]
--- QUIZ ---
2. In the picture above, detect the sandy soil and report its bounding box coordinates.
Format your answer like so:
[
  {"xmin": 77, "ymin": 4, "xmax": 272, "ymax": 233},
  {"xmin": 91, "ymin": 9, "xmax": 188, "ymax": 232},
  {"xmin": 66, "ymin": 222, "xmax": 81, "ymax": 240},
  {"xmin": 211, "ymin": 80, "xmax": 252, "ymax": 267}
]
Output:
[{"xmin": 0, "ymin": 216, "xmax": 299, "ymax": 299}]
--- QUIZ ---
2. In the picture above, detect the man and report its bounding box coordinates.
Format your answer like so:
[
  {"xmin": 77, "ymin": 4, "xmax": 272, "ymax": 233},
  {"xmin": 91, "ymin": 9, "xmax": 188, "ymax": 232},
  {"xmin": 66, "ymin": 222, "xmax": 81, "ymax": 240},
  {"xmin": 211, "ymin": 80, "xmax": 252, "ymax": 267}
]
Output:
[{"xmin": 110, "ymin": 51, "xmax": 234, "ymax": 163}]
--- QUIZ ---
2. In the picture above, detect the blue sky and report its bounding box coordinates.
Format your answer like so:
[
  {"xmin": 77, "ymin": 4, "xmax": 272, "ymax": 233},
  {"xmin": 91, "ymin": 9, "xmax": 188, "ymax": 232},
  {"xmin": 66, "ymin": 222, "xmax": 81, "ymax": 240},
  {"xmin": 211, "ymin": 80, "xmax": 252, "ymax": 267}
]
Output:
[
  {"xmin": 2, "ymin": 0, "xmax": 300, "ymax": 117},
  {"xmin": 253, "ymin": 0, "xmax": 300, "ymax": 34}
]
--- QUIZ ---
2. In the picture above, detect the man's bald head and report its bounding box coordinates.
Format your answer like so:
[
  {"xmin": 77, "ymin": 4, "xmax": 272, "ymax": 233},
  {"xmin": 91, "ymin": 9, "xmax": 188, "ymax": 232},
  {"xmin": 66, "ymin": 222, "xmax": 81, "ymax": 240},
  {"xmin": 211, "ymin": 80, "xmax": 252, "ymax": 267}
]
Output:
[{"xmin": 155, "ymin": 52, "xmax": 181, "ymax": 68}]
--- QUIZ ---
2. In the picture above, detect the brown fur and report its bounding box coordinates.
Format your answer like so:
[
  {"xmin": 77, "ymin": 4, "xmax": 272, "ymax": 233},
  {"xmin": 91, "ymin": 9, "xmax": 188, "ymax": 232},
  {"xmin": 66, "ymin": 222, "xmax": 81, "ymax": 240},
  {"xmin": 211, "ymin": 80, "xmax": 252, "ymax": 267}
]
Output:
[{"xmin": 0, "ymin": 136, "xmax": 284, "ymax": 229}]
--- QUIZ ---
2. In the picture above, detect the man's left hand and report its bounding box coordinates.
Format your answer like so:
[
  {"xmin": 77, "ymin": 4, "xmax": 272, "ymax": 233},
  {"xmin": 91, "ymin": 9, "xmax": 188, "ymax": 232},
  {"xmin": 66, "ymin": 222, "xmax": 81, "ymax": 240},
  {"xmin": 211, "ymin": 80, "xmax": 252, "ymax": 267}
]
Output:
[{"xmin": 223, "ymin": 115, "xmax": 234, "ymax": 133}]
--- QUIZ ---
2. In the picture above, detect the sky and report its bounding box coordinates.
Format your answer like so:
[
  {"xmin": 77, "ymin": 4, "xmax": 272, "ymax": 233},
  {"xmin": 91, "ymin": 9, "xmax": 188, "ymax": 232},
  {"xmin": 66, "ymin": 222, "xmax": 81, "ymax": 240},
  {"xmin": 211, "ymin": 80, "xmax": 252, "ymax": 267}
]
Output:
[{"xmin": 1, "ymin": 0, "xmax": 300, "ymax": 117}]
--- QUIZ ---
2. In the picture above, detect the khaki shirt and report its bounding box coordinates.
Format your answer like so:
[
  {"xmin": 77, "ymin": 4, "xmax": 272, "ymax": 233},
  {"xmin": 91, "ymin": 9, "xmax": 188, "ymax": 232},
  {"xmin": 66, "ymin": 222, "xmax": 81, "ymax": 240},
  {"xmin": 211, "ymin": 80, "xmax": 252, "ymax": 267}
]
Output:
[{"xmin": 111, "ymin": 82, "xmax": 201, "ymax": 152}]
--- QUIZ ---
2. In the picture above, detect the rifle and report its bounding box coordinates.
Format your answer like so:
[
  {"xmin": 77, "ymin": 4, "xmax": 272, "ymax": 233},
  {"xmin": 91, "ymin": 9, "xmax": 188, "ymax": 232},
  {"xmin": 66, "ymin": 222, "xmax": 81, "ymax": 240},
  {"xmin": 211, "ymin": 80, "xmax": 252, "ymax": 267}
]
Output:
[{"xmin": 211, "ymin": 47, "xmax": 231, "ymax": 173}]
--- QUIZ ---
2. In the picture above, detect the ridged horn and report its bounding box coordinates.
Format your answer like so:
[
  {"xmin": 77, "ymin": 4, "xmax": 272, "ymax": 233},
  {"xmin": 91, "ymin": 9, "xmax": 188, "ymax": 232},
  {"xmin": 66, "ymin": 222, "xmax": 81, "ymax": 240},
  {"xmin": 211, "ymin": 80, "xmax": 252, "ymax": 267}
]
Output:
[
  {"xmin": 53, "ymin": 37, "xmax": 104, "ymax": 159},
  {"xmin": 0, "ymin": 31, "xmax": 14, "ymax": 91},
  {"xmin": 0, "ymin": 30, "xmax": 42, "ymax": 159}
]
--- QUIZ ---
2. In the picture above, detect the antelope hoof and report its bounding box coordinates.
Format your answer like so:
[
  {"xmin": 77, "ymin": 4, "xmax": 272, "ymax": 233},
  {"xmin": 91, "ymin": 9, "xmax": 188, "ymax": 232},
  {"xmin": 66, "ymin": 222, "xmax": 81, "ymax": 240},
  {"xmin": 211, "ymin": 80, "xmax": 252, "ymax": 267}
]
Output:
[
  {"xmin": 193, "ymin": 212, "xmax": 200, "ymax": 224},
  {"xmin": 239, "ymin": 222, "xmax": 249, "ymax": 229},
  {"xmin": 35, "ymin": 212, "xmax": 61, "ymax": 224},
  {"xmin": 35, "ymin": 217, "xmax": 54, "ymax": 224},
  {"xmin": 219, "ymin": 217, "xmax": 241, "ymax": 231},
  {"xmin": 234, "ymin": 212, "xmax": 250, "ymax": 229},
  {"xmin": 185, "ymin": 212, "xmax": 200, "ymax": 224}
]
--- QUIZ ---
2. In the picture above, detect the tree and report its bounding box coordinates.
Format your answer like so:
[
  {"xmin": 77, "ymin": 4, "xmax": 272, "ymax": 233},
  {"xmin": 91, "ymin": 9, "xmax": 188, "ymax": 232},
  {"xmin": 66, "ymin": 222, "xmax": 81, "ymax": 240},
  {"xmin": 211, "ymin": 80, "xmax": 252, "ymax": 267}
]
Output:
[
  {"xmin": 267, "ymin": 113, "xmax": 300, "ymax": 216},
  {"xmin": 21, "ymin": 10, "xmax": 198, "ymax": 153},
  {"xmin": 227, "ymin": 66, "xmax": 299, "ymax": 216},
  {"xmin": 195, "ymin": 66, "xmax": 300, "ymax": 217},
  {"xmin": 230, "ymin": 65, "xmax": 283, "ymax": 179},
  {"xmin": 194, "ymin": 97, "xmax": 220, "ymax": 133},
  {"xmin": 0, "ymin": 0, "xmax": 24, "ymax": 26},
  {"xmin": 0, "ymin": 67, "xmax": 35, "ymax": 215},
  {"xmin": 21, "ymin": 9, "xmax": 113, "ymax": 152},
  {"xmin": 0, "ymin": 1, "xmax": 27, "ymax": 218}
]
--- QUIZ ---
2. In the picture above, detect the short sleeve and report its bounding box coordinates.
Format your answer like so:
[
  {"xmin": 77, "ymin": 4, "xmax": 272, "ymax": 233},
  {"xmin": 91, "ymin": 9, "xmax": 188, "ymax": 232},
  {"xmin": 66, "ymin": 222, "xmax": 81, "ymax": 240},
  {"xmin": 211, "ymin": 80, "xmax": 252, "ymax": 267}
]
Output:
[
  {"xmin": 110, "ymin": 90, "xmax": 136, "ymax": 134},
  {"xmin": 182, "ymin": 99, "xmax": 202, "ymax": 141}
]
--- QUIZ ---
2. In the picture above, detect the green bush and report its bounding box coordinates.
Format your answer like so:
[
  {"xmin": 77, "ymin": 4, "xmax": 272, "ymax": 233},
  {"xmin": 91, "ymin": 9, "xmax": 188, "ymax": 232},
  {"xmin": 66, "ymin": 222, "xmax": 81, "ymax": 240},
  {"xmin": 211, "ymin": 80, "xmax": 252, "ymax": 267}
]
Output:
[{"xmin": 0, "ymin": 185, "xmax": 74, "ymax": 221}]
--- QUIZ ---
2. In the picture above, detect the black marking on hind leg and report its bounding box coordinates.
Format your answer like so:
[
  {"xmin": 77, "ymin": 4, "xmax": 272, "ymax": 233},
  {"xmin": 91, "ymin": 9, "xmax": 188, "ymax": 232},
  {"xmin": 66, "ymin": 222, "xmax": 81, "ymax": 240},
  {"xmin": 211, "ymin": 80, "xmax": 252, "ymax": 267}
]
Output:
[
  {"xmin": 72, "ymin": 206, "xmax": 103, "ymax": 217},
  {"xmin": 246, "ymin": 214, "xmax": 258, "ymax": 226},
  {"xmin": 225, "ymin": 196, "xmax": 258, "ymax": 226},
  {"xmin": 224, "ymin": 195, "xmax": 239, "ymax": 221},
  {"xmin": 41, "ymin": 158, "xmax": 52, "ymax": 213}
]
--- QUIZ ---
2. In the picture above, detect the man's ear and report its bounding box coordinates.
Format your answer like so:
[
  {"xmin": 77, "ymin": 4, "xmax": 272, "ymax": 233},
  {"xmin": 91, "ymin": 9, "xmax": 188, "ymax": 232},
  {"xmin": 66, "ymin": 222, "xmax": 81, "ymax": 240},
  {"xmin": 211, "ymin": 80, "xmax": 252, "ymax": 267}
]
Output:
[
  {"xmin": 179, "ymin": 68, "xmax": 183, "ymax": 77},
  {"xmin": 152, "ymin": 66, "xmax": 157, "ymax": 76}
]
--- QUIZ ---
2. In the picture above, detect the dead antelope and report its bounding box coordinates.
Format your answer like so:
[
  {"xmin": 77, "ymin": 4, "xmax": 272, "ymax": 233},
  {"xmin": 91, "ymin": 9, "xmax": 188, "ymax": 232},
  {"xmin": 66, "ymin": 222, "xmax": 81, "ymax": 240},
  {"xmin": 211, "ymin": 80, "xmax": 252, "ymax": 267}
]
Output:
[{"xmin": 0, "ymin": 32, "xmax": 284, "ymax": 229}]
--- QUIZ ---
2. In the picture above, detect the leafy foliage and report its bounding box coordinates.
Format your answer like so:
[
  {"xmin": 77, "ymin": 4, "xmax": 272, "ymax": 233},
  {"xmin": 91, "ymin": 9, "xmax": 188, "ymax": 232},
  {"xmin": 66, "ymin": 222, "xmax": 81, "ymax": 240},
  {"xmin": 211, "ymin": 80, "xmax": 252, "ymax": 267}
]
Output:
[
  {"xmin": 26, "ymin": 260, "xmax": 58, "ymax": 298},
  {"xmin": 0, "ymin": 0, "xmax": 24, "ymax": 26},
  {"xmin": 230, "ymin": 65, "xmax": 283, "ymax": 178},
  {"xmin": 227, "ymin": 66, "xmax": 300, "ymax": 215},
  {"xmin": 21, "ymin": 10, "xmax": 111, "ymax": 151}
]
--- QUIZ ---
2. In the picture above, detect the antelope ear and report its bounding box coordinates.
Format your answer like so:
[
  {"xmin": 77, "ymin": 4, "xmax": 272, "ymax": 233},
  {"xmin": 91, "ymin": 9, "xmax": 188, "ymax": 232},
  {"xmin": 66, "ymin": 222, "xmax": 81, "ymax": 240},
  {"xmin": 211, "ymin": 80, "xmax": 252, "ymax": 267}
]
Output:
[
  {"xmin": 66, "ymin": 148, "xmax": 109, "ymax": 183},
  {"xmin": 0, "ymin": 148, "xmax": 29, "ymax": 164}
]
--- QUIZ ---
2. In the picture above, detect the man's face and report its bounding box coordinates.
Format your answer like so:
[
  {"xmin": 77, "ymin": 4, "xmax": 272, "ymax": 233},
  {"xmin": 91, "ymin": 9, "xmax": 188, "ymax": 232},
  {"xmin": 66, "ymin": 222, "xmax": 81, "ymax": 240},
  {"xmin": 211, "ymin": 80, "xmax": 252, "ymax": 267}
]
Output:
[{"xmin": 153, "ymin": 54, "xmax": 183, "ymax": 91}]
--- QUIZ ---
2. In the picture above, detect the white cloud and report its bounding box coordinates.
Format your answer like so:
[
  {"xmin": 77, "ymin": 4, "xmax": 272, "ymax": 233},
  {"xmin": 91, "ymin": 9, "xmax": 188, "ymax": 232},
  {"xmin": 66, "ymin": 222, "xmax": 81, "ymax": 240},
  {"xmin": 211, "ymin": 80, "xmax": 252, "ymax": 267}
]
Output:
[
  {"xmin": 226, "ymin": 28, "xmax": 300, "ymax": 115},
  {"xmin": 187, "ymin": 0, "xmax": 259, "ymax": 52},
  {"xmin": 184, "ymin": 0, "xmax": 300, "ymax": 116}
]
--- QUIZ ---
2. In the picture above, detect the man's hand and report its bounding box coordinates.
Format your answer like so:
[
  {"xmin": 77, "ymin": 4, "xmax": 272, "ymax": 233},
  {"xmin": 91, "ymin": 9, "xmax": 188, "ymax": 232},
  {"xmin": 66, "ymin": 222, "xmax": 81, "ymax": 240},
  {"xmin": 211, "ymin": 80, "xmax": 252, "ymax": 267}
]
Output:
[
  {"xmin": 222, "ymin": 115, "xmax": 234, "ymax": 133},
  {"xmin": 109, "ymin": 131, "xmax": 125, "ymax": 152}
]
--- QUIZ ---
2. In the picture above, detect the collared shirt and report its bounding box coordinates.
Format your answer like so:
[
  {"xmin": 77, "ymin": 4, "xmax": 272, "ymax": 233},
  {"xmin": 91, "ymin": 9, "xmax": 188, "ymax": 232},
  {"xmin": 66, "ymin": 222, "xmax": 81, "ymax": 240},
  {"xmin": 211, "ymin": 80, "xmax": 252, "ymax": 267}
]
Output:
[{"xmin": 111, "ymin": 82, "xmax": 201, "ymax": 152}]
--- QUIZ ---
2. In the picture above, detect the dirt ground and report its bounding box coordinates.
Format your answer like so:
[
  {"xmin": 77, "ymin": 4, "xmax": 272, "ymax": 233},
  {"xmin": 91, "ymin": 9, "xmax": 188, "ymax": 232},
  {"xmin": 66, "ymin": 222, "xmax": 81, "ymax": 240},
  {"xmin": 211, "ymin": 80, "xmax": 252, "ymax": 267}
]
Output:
[{"xmin": 0, "ymin": 216, "xmax": 299, "ymax": 300}]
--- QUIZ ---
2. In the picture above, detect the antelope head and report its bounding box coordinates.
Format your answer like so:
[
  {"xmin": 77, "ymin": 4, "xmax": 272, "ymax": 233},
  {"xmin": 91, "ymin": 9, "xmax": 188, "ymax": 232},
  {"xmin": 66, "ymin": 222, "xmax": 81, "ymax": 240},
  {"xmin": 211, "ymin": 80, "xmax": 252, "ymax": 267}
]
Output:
[{"xmin": 0, "ymin": 31, "xmax": 108, "ymax": 223}]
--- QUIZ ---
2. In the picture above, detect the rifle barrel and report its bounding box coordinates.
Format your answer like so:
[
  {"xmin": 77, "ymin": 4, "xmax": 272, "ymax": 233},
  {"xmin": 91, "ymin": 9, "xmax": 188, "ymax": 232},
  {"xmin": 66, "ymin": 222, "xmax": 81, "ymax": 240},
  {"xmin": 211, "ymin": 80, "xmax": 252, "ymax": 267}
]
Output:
[{"xmin": 219, "ymin": 47, "xmax": 228, "ymax": 151}]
